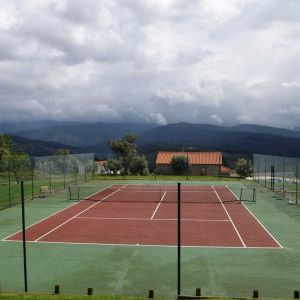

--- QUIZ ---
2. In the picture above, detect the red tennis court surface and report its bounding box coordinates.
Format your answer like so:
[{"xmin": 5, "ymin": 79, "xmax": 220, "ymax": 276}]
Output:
[{"xmin": 4, "ymin": 184, "xmax": 282, "ymax": 248}]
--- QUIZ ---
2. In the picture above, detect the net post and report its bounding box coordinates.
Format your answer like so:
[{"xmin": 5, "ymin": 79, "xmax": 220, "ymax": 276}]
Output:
[
  {"xmin": 239, "ymin": 187, "xmax": 243, "ymax": 202},
  {"xmin": 21, "ymin": 180, "xmax": 28, "ymax": 292},
  {"xmin": 177, "ymin": 182, "xmax": 181, "ymax": 297},
  {"xmin": 68, "ymin": 186, "xmax": 70, "ymax": 201},
  {"xmin": 78, "ymin": 186, "xmax": 80, "ymax": 202},
  {"xmin": 253, "ymin": 188, "xmax": 256, "ymax": 203}
]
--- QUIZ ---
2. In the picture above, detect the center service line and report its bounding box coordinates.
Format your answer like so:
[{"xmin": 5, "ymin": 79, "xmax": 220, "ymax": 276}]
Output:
[{"xmin": 151, "ymin": 191, "xmax": 167, "ymax": 220}]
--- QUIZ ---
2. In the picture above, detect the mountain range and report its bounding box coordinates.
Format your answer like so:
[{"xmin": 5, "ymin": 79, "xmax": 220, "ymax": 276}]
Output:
[
  {"xmin": 1, "ymin": 121, "xmax": 300, "ymax": 167},
  {"xmin": 9, "ymin": 135, "xmax": 84, "ymax": 157}
]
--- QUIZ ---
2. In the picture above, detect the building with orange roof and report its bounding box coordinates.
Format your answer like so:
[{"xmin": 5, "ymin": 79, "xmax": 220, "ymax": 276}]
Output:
[{"xmin": 155, "ymin": 151, "xmax": 229, "ymax": 176}]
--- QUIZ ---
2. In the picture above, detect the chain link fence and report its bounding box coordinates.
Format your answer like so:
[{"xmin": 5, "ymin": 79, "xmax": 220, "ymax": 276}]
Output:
[
  {"xmin": 253, "ymin": 154, "xmax": 299, "ymax": 205},
  {"xmin": 93, "ymin": 153, "xmax": 233, "ymax": 181},
  {"xmin": 0, "ymin": 153, "xmax": 95, "ymax": 210},
  {"xmin": 0, "ymin": 175, "xmax": 299, "ymax": 298}
]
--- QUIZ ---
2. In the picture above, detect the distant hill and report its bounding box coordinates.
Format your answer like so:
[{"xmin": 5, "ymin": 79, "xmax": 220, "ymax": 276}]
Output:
[
  {"xmin": 137, "ymin": 123, "xmax": 300, "ymax": 167},
  {"xmin": 229, "ymin": 124, "xmax": 300, "ymax": 139},
  {"xmin": 12, "ymin": 122, "xmax": 156, "ymax": 150},
  {"xmin": 0, "ymin": 120, "xmax": 81, "ymax": 133},
  {"xmin": 6, "ymin": 122, "xmax": 300, "ymax": 164},
  {"xmin": 10, "ymin": 135, "xmax": 84, "ymax": 157}
]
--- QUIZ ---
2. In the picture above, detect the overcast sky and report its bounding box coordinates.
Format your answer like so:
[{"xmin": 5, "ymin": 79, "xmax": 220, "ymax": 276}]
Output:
[{"xmin": 0, "ymin": 0, "xmax": 300, "ymax": 128}]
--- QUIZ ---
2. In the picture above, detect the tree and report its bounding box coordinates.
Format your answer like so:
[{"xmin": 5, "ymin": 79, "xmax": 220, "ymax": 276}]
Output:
[
  {"xmin": 171, "ymin": 155, "xmax": 189, "ymax": 175},
  {"xmin": 105, "ymin": 158, "xmax": 122, "ymax": 174},
  {"xmin": 0, "ymin": 134, "xmax": 13, "ymax": 161},
  {"xmin": 235, "ymin": 158, "xmax": 252, "ymax": 178},
  {"xmin": 0, "ymin": 134, "xmax": 30, "ymax": 183},
  {"xmin": 130, "ymin": 155, "xmax": 149, "ymax": 175},
  {"xmin": 9, "ymin": 150, "xmax": 30, "ymax": 184},
  {"xmin": 107, "ymin": 134, "xmax": 149, "ymax": 175},
  {"xmin": 55, "ymin": 149, "xmax": 70, "ymax": 156}
]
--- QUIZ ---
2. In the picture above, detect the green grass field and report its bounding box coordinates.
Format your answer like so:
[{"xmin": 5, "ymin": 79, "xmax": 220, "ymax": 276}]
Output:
[
  {"xmin": 0, "ymin": 294, "xmax": 150, "ymax": 300},
  {"xmin": 0, "ymin": 174, "xmax": 92, "ymax": 211},
  {"xmin": 0, "ymin": 179, "xmax": 299, "ymax": 299}
]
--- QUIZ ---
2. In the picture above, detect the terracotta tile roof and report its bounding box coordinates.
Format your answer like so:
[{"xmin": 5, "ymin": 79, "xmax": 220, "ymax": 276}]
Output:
[
  {"xmin": 156, "ymin": 151, "xmax": 223, "ymax": 165},
  {"xmin": 96, "ymin": 160, "xmax": 106, "ymax": 166}
]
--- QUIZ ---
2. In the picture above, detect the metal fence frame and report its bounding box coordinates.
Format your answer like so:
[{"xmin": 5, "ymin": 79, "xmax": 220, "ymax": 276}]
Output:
[
  {"xmin": 0, "ymin": 153, "xmax": 94, "ymax": 210},
  {"xmin": 253, "ymin": 154, "xmax": 299, "ymax": 205}
]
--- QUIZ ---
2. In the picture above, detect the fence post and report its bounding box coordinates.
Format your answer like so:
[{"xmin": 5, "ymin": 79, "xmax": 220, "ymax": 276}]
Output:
[
  {"xmin": 8, "ymin": 166, "xmax": 11, "ymax": 207},
  {"xmin": 87, "ymin": 288, "xmax": 93, "ymax": 295},
  {"xmin": 75, "ymin": 154, "xmax": 78, "ymax": 185},
  {"xmin": 48, "ymin": 160, "xmax": 52, "ymax": 193},
  {"xmin": 296, "ymin": 158, "xmax": 299, "ymax": 205},
  {"xmin": 54, "ymin": 285, "xmax": 60, "ymax": 294},
  {"xmin": 21, "ymin": 181, "xmax": 28, "ymax": 292},
  {"xmin": 264, "ymin": 155, "xmax": 267, "ymax": 187},
  {"xmin": 282, "ymin": 157, "xmax": 285, "ymax": 198},
  {"xmin": 271, "ymin": 165, "xmax": 274, "ymax": 191},
  {"xmin": 177, "ymin": 182, "xmax": 181, "ymax": 297},
  {"xmin": 149, "ymin": 290, "xmax": 154, "ymax": 298},
  {"xmin": 63, "ymin": 156, "xmax": 66, "ymax": 190},
  {"xmin": 186, "ymin": 153, "xmax": 189, "ymax": 181},
  {"xmin": 31, "ymin": 158, "xmax": 34, "ymax": 200},
  {"xmin": 196, "ymin": 288, "xmax": 201, "ymax": 296},
  {"xmin": 256, "ymin": 156, "xmax": 260, "ymax": 183}
]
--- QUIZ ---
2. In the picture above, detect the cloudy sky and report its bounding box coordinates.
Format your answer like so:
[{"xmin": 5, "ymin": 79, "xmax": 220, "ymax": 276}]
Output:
[{"xmin": 0, "ymin": 0, "xmax": 300, "ymax": 128}]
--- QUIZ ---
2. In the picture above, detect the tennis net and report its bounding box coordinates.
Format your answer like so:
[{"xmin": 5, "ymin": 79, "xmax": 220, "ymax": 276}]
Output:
[{"xmin": 68, "ymin": 185, "xmax": 255, "ymax": 204}]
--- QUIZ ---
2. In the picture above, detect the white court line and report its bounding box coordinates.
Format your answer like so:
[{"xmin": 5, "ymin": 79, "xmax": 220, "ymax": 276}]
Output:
[
  {"xmin": 212, "ymin": 185, "xmax": 246, "ymax": 248},
  {"xmin": 225, "ymin": 185, "xmax": 283, "ymax": 249},
  {"xmin": 2, "ymin": 184, "xmax": 115, "ymax": 241},
  {"xmin": 151, "ymin": 191, "xmax": 167, "ymax": 220},
  {"xmin": 34, "ymin": 185, "xmax": 127, "ymax": 242},
  {"xmin": 75, "ymin": 216, "xmax": 230, "ymax": 222},
  {"xmin": 1, "ymin": 239, "xmax": 283, "ymax": 249}
]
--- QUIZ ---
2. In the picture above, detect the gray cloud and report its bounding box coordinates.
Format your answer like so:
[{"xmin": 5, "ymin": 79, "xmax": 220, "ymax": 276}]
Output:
[{"xmin": 0, "ymin": 0, "xmax": 299, "ymax": 128}]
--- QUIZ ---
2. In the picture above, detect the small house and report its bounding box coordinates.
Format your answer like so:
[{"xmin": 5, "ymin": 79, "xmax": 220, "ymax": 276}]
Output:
[{"xmin": 155, "ymin": 151, "xmax": 229, "ymax": 176}]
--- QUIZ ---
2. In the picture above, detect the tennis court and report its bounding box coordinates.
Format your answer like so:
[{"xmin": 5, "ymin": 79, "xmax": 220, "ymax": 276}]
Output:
[{"xmin": 4, "ymin": 184, "xmax": 281, "ymax": 248}]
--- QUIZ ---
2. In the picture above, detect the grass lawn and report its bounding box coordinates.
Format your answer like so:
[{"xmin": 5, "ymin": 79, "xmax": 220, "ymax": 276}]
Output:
[{"xmin": 0, "ymin": 294, "xmax": 150, "ymax": 300}]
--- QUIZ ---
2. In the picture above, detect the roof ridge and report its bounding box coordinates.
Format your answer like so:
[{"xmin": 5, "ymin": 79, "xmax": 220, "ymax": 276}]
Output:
[{"xmin": 156, "ymin": 151, "xmax": 223, "ymax": 165}]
